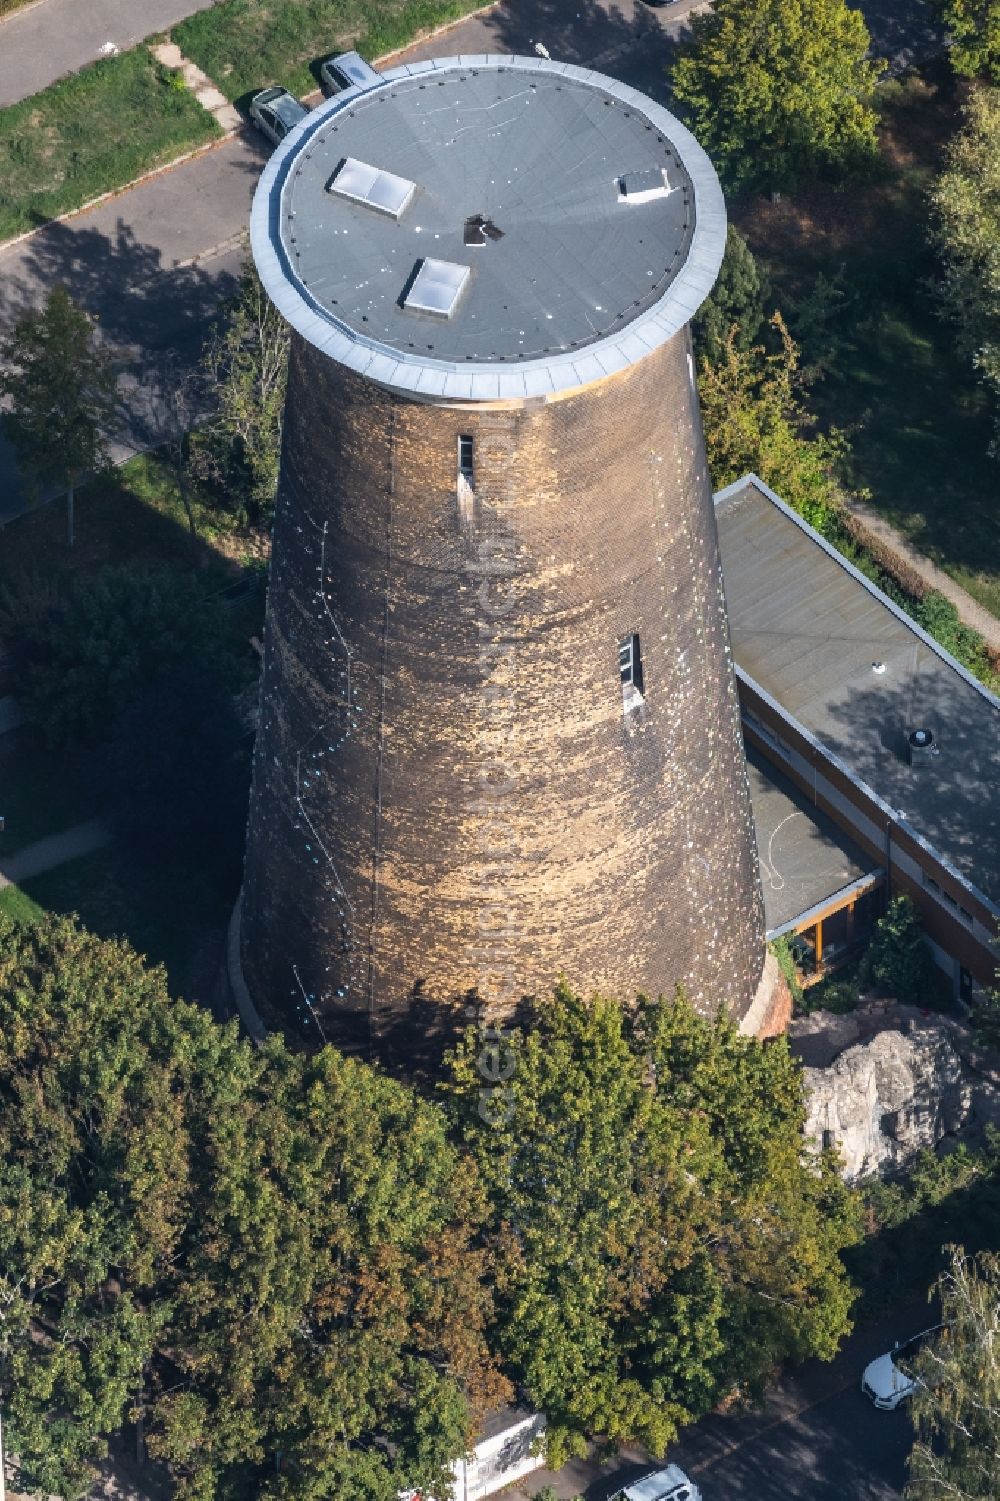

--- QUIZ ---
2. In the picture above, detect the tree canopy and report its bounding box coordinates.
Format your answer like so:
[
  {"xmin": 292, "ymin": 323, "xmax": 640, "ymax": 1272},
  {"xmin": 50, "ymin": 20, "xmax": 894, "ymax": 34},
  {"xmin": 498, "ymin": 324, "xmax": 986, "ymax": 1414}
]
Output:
[
  {"xmin": 928, "ymin": 85, "xmax": 1000, "ymax": 457},
  {"xmin": 0, "ymin": 911, "xmax": 221, "ymax": 1498},
  {"xmin": 17, "ymin": 563, "xmax": 228, "ymax": 749},
  {"xmin": 0, "ymin": 286, "xmax": 117, "ymax": 546},
  {"xmin": 938, "ymin": 0, "xmax": 1000, "ymax": 81},
  {"xmin": 860, "ymin": 894, "xmax": 934, "ymax": 1002},
  {"xmin": 906, "ymin": 1246, "xmax": 1000, "ymax": 1500},
  {"xmin": 187, "ymin": 256, "xmax": 289, "ymax": 529},
  {"xmin": 443, "ymin": 985, "xmax": 860, "ymax": 1466},
  {"xmin": 0, "ymin": 912, "xmax": 504, "ymax": 1501},
  {"xmin": 670, "ymin": 0, "xmax": 882, "ymax": 193},
  {"xmin": 692, "ymin": 226, "xmax": 771, "ymax": 365},
  {"xmin": 697, "ymin": 314, "xmax": 849, "ymax": 529}
]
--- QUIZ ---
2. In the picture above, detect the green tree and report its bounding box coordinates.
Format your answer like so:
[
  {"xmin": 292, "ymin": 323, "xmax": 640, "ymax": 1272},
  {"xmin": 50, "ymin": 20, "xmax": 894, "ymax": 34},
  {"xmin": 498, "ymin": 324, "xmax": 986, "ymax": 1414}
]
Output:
[
  {"xmin": 188, "ymin": 256, "xmax": 289, "ymax": 528},
  {"xmin": 0, "ymin": 286, "xmax": 117, "ymax": 548},
  {"xmin": 671, "ymin": 0, "xmax": 882, "ymax": 193},
  {"xmin": 158, "ymin": 1040, "xmax": 508, "ymax": 1501},
  {"xmin": 928, "ymin": 86, "xmax": 1000, "ymax": 456},
  {"xmin": 698, "ymin": 314, "xmax": 850, "ymax": 530},
  {"xmin": 938, "ymin": 0, "xmax": 1000, "ymax": 81},
  {"xmin": 861, "ymin": 894, "xmax": 934, "ymax": 1001},
  {"xmin": 0, "ymin": 911, "xmax": 231, "ymax": 1499},
  {"xmin": 640, "ymin": 995, "xmax": 860, "ymax": 1394},
  {"xmin": 692, "ymin": 226, "xmax": 771, "ymax": 364},
  {"xmin": 906, "ymin": 1246, "xmax": 1000, "ymax": 1500},
  {"xmin": 18, "ymin": 563, "xmax": 227, "ymax": 749},
  {"xmin": 443, "ymin": 986, "xmax": 859, "ymax": 1464},
  {"xmin": 0, "ymin": 912, "xmax": 505, "ymax": 1501}
]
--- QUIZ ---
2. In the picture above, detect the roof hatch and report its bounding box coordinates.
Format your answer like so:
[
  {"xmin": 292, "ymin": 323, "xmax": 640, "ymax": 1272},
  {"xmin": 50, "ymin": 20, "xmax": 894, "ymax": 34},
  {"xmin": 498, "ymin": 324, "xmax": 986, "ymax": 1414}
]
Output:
[
  {"xmin": 327, "ymin": 157, "xmax": 416, "ymax": 219},
  {"xmin": 618, "ymin": 167, "xmax": 674, "ymax": 204},
  {"xmin": 402, "ymin": 258, "xmax": 471, "ymax": 317}
]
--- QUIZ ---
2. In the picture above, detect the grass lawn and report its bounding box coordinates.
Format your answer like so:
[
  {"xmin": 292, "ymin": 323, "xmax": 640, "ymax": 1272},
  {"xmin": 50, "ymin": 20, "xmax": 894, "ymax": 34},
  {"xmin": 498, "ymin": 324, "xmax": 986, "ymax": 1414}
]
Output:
[
  {"xmin": 0, "ymin": 451, "xmax": 249, "ymax": 599},
  {"xmin": 3, "ymin": 838, "xmax": 244, "ymax": 1001},
  {"xmin": 174, "ymin": 0, "xmax": 486, "ymax": 104},
  {"xmin": 0, "ymin": 47, "xmax": 221, "ymax": 241},
  {"xmin": 734, "ymin": 65, "xmax": 1000, "ymax": 623},
  {"xmin": 0, "ymin": 883, "xmax": 45, "ymax": 924}
]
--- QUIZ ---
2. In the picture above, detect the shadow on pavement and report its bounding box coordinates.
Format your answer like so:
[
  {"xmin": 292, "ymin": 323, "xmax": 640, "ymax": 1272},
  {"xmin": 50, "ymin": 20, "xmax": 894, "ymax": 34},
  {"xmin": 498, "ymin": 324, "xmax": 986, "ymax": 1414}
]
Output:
[{"xmin": 0, "ymin": 215, "xmax": 242, "ymax": 520}]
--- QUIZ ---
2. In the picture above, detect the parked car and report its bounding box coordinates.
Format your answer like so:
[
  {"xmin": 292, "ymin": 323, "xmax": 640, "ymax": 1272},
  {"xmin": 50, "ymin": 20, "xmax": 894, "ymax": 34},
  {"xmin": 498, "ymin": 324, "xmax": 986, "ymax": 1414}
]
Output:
[
  {"xmin": 861, "ymin": 1324, "xmax": 945, "ymax": 1409},
  {"xmin": 319, "ymin": 50, "xmax": 383, "ymax": 95},
  {"xmin": 249, "ymin": 86, "xmax": 309, "ymax": 146},
  {"xmin": 609, "ymin": 1466, "xmax": 702, "ymax": 1501}
]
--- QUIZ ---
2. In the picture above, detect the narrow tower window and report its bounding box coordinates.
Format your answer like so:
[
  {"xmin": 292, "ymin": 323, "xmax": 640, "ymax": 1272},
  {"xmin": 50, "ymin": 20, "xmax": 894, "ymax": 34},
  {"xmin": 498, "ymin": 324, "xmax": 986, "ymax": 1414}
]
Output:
[
  {"xmin": 619, "ymin": 632, "xmax": 644, "ymax": 713},
  {"xmin": 457, "ymin": 434, "xmax": 475, "ymax": 523}
]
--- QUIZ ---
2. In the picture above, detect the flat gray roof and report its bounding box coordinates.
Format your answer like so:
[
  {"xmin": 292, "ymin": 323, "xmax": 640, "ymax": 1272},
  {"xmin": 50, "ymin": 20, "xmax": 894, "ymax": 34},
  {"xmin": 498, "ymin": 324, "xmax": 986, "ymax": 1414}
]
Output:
[
  {"xmin": 746, "ymin": 745, "xmax": 877, "ymax": 934},
  {"xmin": 716, "ymin": 476, "xmax": 1000, "ymax": 908},
  {"xmin": 250, "ymin": 55, "xmax": 726, "ymax": 402}
]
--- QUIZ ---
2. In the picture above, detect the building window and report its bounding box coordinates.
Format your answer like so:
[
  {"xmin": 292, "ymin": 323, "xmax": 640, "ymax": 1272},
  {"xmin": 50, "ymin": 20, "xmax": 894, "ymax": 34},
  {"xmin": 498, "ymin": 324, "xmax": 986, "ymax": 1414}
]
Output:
[
  {"xmin": 458, "ymin": 434, "xmax": 474, "ymax": 485},
  {"xmin": 619, "ymin": 633, "xmax": 644, "ymax": 713},
  {"xmin": 457, "ymin": 434, "xmax": 475, "ymax": 524}
]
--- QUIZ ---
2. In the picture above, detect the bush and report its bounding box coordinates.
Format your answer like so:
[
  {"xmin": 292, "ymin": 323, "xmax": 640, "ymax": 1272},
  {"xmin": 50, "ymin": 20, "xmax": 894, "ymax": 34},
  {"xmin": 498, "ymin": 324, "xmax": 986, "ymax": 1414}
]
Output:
[
  {"xmin": 97, "ymin": 668, "xmax": 248, "ymax": 867},
  {"xmin": 770, "ymin": 935, "xmax": 804, "ymax": 1006},
  {"xmin": 18, "ymin": 564, "xmax": 230, "ymax": 749},
  {"xmin": 860, "ymin": 894, "xmax": 934, "ymax": 1002}
]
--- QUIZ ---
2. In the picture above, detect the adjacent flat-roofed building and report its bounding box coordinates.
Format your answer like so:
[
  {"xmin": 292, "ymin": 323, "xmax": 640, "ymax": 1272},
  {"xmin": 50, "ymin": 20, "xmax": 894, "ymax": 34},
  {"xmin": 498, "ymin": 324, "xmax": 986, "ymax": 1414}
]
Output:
[
  {"xmin": 237, "ymin": 54, "xmax": 770, "ymax": 1052},
  {"xmin": 716, "ymin": 474, "xmax": 1000, "ymax": 997}
]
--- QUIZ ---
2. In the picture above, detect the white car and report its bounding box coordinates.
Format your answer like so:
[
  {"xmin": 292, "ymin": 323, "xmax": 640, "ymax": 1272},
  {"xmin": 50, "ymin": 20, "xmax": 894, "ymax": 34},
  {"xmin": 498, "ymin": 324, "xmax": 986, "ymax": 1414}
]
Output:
[
  {"xmin": 861, "ymin": 1325, "xmax": 943, "ymax": 1409},
  {"xmin": 319, "ymin": 50, "xmax": 383, "ymax": 95},
  {"xmin": 609, "ymin": 1465, "xmax": 702, "ymax": 1501},
  {"xmin": 248, "ymin": 86, "xmax": 309, "ymax": 146}
]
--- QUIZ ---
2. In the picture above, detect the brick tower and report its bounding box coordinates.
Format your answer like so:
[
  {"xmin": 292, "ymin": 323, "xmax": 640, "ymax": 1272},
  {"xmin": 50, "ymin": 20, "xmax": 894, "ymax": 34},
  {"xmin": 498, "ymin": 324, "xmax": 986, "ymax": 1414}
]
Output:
[{"xmin": 241, "ymin": 54, "xmax": 766, "ymax": 1052}]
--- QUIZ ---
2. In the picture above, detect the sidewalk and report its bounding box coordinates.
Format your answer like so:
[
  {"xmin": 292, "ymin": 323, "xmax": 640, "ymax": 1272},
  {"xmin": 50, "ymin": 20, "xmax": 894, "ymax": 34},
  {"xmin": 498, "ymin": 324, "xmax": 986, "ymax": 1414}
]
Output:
[
  {"xmin": 0, "ymin": 818, "xmax": 112, "ymax": 888},
  {"xmin": 0, "ymin": 0, "xmax": 217, "ymax": 108},
  {"xmin": 844, "ymin": 495, "xmax": 1000, "ymax": 656}
]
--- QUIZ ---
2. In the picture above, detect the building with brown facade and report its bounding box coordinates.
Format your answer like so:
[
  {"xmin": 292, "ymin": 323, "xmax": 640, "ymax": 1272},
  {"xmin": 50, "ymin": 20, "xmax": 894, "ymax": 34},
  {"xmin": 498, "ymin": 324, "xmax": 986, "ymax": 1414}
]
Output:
[
  {"xmin": 239, "ymin": 53, "xmax": 768, "ymax": 1052},
  {"xmin": 716, "ymin": 474, "xmax": 1000, "ymax": 1000}
]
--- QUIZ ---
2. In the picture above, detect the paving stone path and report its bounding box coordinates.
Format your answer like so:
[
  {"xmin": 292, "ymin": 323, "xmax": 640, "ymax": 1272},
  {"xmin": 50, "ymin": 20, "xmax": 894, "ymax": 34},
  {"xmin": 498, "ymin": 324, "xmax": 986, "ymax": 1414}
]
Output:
[{"xmin": 149, "ymin": 41, "xmax": 242, "ymax": 133}]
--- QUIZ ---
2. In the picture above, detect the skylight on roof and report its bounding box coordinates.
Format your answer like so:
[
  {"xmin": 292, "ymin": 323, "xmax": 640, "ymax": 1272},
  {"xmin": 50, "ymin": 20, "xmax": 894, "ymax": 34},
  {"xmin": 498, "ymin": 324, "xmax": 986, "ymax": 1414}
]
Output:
[
  {"xmin": 328, "ymin": 157, "xmax": 416, "ymax": 219},
  {"xmin": 403, "ymin": 258, "xmax": 471, "ymax": 318},
  {"xmin": 618, "ymin": 167, "xmax": 674, "ymax": 204}
]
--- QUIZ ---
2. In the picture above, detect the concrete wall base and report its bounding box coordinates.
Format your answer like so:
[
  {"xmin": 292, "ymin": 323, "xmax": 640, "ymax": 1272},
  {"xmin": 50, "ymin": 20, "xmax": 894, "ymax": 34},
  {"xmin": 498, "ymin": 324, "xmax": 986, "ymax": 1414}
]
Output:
[
  {"xmin": 224, "ymin": 891, "xmax": 266, "ymax": 1044},
  {"xmin": 740, "ymin": 950, "xmax": 793, "ymax": 1039}
]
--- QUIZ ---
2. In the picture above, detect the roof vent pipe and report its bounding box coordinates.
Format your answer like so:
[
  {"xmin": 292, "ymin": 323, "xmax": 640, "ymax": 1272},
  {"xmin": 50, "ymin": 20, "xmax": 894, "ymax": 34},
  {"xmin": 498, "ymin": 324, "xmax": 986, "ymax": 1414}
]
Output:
[{"xmin": 907, "ymin": 727, "xmax": 937, "ymax": 765}]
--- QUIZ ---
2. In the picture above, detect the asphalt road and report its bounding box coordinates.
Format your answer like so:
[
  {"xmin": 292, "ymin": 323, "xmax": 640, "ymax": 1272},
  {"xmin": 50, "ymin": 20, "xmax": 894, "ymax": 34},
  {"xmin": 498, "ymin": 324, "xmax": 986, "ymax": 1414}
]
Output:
[{"xmin": 0, "ymin": 0, "xmax": 217, "ymax": 107}]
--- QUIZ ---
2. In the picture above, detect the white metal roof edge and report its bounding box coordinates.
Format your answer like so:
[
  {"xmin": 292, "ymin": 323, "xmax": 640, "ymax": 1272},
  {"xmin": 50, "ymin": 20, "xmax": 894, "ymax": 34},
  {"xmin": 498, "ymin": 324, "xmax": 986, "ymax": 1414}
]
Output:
[
  {"xmin": 734, "ymin": 663, "xmax": 1000, "ymax": 922},
  {"xmin": 251, "ymin": 54, "xmax": 727, "ymax": 403},
  {"xmin": 715, "ymin": 473, "xmax": 1000, "ymax": 716}
]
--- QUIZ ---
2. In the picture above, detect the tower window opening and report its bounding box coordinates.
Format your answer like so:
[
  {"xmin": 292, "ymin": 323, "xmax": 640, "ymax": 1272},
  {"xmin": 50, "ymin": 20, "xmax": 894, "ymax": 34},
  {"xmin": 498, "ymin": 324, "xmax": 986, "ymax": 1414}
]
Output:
[
  {"xmin": 619, "ymin": 632, "xmax": 644, "ymax": 712},
  {"xmin": 457, "ymin": 434, "xmax": 475, "ymax": 523}
]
